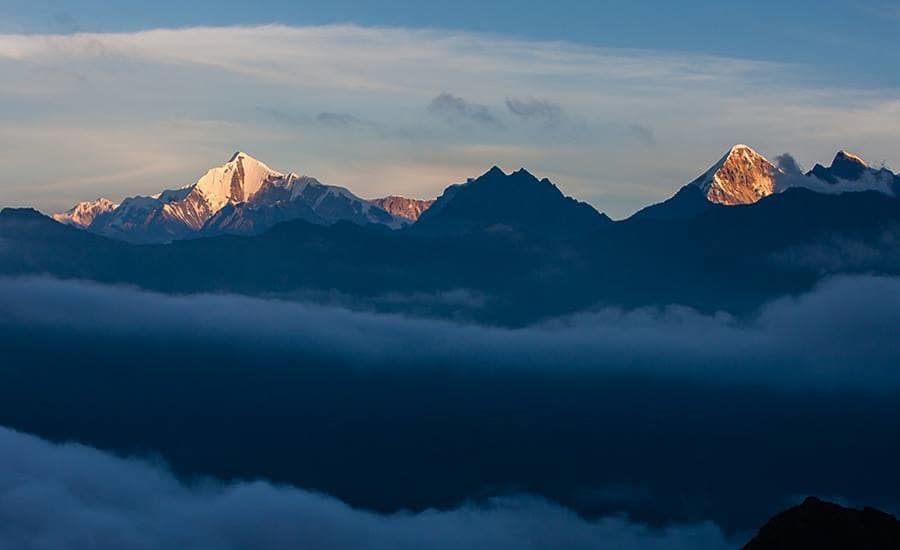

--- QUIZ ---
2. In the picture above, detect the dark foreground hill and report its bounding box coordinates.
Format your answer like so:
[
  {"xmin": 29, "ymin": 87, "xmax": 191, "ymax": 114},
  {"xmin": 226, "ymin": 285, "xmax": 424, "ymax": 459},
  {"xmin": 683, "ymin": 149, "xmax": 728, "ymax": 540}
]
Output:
[{"xmin": 744, "ymin": 497, "xmax": 900, "ymax": 550}]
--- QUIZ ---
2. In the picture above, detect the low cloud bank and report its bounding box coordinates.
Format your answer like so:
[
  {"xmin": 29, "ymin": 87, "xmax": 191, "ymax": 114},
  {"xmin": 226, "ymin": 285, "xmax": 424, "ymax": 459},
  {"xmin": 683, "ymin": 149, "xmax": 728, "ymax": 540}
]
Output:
[
  {"xmin": 2, "ymin": 276, "xmax": 899, "ymax": 532},
  {"xmin": 0, "ymin": 426, "xmax": 734, "ymax": 550},
  {"xmin": 2, "ymin": 275, "xmax": 900, "ymax": 390}
]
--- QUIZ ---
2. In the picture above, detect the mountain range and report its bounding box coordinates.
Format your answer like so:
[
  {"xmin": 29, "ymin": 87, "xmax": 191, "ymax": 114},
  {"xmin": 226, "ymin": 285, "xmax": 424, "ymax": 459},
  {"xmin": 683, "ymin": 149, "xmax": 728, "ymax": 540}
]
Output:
[
  {"xmin": 49, "ymin": 145, "xmax": 900, "ymax": 244},
  {"xmin": 52, "ymin": 152, "xmax": 412, "ymax": 243},
  {"xmin": 4, "ymin": 144, "xmax": 900, "ymax": 323}
]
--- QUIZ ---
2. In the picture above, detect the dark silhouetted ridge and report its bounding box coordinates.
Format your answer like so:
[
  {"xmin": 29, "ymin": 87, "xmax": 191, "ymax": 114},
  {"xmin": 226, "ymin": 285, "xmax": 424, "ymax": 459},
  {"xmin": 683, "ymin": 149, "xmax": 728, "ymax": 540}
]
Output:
[{"xmin": 412, "ymin": 166, "xmax": 610, "ymax": 238}]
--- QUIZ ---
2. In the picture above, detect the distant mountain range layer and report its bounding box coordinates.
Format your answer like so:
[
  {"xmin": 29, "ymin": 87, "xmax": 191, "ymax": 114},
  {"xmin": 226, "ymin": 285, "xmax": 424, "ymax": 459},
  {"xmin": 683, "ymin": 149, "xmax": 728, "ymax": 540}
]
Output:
[
  {"xmin": 3, "ymin": 144, "xmax": 899, "ymax": 324},
  {"xmin": 48, "ymin": 146, "xmax": 900, "ymax": 244}
]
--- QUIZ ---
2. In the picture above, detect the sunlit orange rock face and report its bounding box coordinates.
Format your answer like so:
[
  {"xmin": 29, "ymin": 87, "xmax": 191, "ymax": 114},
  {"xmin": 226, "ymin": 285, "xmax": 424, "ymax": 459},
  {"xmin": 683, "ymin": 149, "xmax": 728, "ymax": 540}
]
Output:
[
  {"xmin": 368, "ymin": 196, "xmax": 435, "ymax": 222},
  {"xmin": 693, "ymin": 145, "xmax": 779, "ymax": 206}
]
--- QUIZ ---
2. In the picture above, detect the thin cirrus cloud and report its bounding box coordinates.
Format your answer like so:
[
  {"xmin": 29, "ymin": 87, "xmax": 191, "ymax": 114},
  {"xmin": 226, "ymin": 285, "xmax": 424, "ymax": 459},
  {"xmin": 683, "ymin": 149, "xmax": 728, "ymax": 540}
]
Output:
[{"xmin": 0, "ymin": 24, "xmax": 898, "ymax": 216}]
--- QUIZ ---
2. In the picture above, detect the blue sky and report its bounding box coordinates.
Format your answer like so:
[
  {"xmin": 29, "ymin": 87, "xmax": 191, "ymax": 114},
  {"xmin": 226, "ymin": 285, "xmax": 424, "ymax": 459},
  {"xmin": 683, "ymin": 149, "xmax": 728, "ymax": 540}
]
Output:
[{"xmin": 1, "ymin": 0, "xmax": 898, "ymax": 217}]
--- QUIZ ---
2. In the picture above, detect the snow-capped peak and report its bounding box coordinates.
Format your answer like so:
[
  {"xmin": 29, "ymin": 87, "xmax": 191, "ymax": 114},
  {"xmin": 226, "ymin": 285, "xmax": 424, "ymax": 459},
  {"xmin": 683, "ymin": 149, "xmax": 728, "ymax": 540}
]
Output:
[
  {"xmin": 192, "ymin": 152, "xmax": 285, "ymax": 213},
  {"xmin": 691, "ymin": 144, "xmax": 780, "ymax": 205}
]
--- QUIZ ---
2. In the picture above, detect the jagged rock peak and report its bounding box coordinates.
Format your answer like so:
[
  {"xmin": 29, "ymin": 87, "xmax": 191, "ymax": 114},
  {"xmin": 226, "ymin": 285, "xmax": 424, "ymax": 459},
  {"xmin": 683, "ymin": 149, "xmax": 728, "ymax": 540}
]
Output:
[
  {"xmin": 691, "ymin": 144, "xmax": 779, "ymax": 205},
  {"xmin": 473, "ymin": 166, "xmax": 545, "ymax": 185}
]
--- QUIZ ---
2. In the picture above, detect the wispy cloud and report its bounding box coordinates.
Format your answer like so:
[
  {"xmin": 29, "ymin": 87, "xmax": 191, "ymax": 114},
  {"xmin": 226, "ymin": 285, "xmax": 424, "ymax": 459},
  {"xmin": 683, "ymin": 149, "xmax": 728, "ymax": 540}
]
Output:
[
  {"xmin": 505, "ymin": 97, "xmax": 564, "ymax": 124},
  {"xmin": 429, "ymin": 92, "xmax": 500, "ymax": 126}
]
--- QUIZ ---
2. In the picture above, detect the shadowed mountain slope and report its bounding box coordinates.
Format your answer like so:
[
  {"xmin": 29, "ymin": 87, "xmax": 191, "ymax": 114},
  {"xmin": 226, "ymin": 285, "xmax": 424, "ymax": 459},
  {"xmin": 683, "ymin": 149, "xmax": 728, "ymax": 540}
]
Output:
[{"xmin": 412, "ymin": 166, "xmax": 611, "ymax": 238}]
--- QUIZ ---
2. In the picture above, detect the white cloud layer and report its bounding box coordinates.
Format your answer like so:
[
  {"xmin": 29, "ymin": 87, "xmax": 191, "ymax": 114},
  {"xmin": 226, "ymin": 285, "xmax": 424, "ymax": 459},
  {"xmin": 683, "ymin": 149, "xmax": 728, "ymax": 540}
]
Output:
[
  {"xmin": 0, "ymin": 425, "xmax": 734, "ymax": 550},
  {"xmin": 0, "ymin": 24, "xmax": 898, "ymax": 216},
  {"xmin": 2, "ymin": 275, "xmax": 900, "ymax": 391}
]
